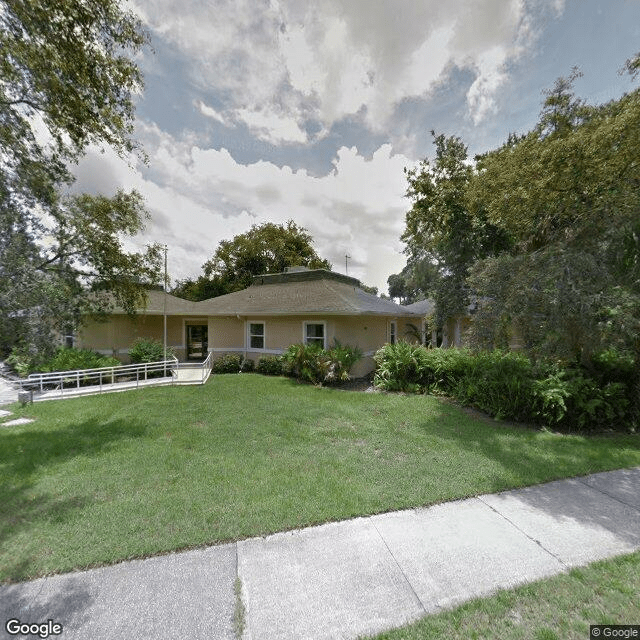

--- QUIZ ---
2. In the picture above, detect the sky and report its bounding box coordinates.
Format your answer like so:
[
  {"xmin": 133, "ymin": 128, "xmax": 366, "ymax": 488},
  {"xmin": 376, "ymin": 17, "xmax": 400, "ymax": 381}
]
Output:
[{"xmin": 72, "ymin": 0, "xmax": 640, "ymax": 294}]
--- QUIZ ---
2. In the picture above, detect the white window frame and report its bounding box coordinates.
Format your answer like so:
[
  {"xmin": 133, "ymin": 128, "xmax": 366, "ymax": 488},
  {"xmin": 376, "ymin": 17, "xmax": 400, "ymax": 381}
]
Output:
[
  {"xmin": 247, "ymin": 321, "xmax": 266, "ymax": 351},
  {"xmin": 390, "ymin": 321, "xmax": 397, "ymax": 345},
  {"xmin": 303, "ymin": 321, "xmax": 327, "ymax": 349}
]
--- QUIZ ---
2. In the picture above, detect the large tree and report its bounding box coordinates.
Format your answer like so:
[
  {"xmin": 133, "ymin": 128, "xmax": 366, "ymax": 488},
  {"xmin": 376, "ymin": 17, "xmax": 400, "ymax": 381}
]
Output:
[
  {"xmin": 172, "ymin": 221, "xmax": 332, "ymax": 301},
  {"xmin": 468, "ymin": 60, "xmax": 640, "ymax": 365},
  {"xmin": 0, "ymin": 0, "xmax": 161, "ymax": 356},
  {"xmin": 400, "ymin": 132, "xmax": 511, "ymax": 326}
]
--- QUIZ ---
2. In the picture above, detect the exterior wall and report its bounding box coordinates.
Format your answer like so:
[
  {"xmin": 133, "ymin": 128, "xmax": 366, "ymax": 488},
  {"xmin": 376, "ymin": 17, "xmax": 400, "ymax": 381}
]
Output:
[
  {"xmin": 77, "ymin": 315, "xmax": 207, "ymax": 363},
  {"xmin": 206, "ymin": 314, "xmax": 419, "ymax": 377},
  {"xmin": 80, "ymin": 312, "xmax": 419, "ymax": 375}
]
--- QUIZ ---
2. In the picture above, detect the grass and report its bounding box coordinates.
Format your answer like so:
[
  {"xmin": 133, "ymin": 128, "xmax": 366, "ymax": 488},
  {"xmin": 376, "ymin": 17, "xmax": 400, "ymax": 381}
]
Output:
[
  {"xmin": 1, "ymin": 374, "xmax": 639, "ymax": 583},
  {"xmin": 365, "ymin": 551, "xmax": 640, "ymax": 640}
]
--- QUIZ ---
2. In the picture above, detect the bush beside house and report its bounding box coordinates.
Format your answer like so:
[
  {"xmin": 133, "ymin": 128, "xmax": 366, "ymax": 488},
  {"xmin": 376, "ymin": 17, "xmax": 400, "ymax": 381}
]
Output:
[
  {"xmin": 374, "ymin": 343, "xmax": 637, "ymax": 433},
  {"xmin": 129, "ymin": 338, "xmax": 174, "ymax": 364},
  {"xmin": 212, "ymin": 341, "xmax": 363, "ymax": 385},
  {"xmin": 6, "ymin": 346, "xmax": 120, "ymax": 377}
]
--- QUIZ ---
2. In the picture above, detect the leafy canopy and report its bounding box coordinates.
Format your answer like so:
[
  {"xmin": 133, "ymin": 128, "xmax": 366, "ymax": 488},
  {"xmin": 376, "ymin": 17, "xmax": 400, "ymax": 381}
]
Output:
[
  {"xmin": 173, "ymin": 221, "xmax": 331, "ymax": 300},
  {"xmin": 0, "ymin": 0, "xmax": 161, "ymax": 356},
  {"xmin": 468, "ymin": 58, "xmax": 640, "ymax": 365}
]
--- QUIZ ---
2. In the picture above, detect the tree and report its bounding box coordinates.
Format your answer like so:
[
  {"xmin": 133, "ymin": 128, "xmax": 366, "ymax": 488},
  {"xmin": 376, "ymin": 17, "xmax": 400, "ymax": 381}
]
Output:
[
  {"xmin": 468, "ymin": 63, "xmax": 640, "ymax": 365},
  {"xmin": 0, "ymin": 0, "xmax": 161, "ymax": 356},
  {"xmin": 172, "ymin": 221, "xmax": 332, "ymax": 301},
  {"xmin": 387, "ymin": 256, "xmax": 440, "ymax": 305},
  {"xmin": 401, "ymin": 132, "xmax": 511, "ymax": 326}
]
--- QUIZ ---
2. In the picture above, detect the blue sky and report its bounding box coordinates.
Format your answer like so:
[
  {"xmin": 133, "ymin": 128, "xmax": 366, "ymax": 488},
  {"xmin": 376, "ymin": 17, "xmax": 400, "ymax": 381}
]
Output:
[{"xmin": 74, "ymin": 0, "xmax": 640, "ymax": 293}]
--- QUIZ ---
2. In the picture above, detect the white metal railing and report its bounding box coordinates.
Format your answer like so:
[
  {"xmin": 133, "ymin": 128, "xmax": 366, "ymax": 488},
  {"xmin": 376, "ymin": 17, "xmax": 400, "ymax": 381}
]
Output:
[
  {"xmin": 172, "ymin": 350, "xmax": 213, "ymax": 384},
  {"xmin": 201, "ymin": 350, "xmax": 213, "ymax": 383},
  {"xmin": 25, "ymin": 357, "xmax": 179, "ymax": 397}
]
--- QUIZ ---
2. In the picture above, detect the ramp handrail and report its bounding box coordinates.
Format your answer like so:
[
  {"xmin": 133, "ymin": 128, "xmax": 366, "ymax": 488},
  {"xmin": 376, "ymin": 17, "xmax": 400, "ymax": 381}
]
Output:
[
  {"xmin": 172, "ymin": 351, "xmax": 213, "ymax": 384},
  {"xmin": 26, "ymin": 357, "xmax": 180, "ymax": 396}
]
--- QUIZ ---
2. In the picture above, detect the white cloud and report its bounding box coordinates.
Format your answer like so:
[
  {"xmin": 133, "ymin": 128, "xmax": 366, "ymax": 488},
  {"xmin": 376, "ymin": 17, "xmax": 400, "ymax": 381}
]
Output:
[
  {"xmin": 72, "ymin": 126, "xmax": 412, "ymax": 292},
  {"xmin": 196, "ymin": 100, "xmax": 228, "ymax": 125},
  {"xmin": 133, "ymin": 0, "xmax": 564, "ymax": 142}
]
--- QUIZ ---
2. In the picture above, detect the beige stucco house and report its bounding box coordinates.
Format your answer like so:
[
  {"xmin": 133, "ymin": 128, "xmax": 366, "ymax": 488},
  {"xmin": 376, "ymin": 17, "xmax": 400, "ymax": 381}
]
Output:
[{"xmin": 77, "ymin": 268, "xmax": 422, "ymax": 377}]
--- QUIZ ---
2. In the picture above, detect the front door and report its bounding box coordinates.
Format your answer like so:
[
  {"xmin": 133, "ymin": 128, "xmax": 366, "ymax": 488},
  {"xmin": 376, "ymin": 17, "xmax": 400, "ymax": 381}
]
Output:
[{"xmin": 186, "ymin": 325, "xmax": 208, "ymax": 360}]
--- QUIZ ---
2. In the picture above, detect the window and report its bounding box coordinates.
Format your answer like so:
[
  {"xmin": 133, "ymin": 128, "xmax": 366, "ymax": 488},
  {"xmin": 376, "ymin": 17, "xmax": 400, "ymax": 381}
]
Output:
[
  {"xmin": 390, "ymin": 321, "xmax": 397, "ymax": 345},
  {"xmin": 304, "ymin": 322, "xmax": 325, "ymax": 348},
  {"xmin": 249, "ymin": 322, "xmax": 265, "ymax": 349}
]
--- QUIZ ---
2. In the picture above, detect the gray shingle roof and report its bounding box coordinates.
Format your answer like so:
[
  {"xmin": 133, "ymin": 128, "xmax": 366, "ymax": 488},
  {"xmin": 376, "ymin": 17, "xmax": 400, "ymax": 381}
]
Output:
[
  {"xmin": 194, "ymin": 275, "xmax": 418, "ymax": 316},
  {"xmin": 402, "ymin": 299, "xmax": 435, "ymax": 315},
  {"xmin": 115, "ymin": 271, "xmax": 420, "ymax": 317}
]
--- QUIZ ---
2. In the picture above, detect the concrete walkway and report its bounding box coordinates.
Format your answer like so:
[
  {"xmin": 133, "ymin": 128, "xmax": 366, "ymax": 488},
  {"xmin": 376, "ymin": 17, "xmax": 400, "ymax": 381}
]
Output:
[
  {"xmin": 0, "ymin": 377, "xmax": 18, "ymax": 406},
  {"xmin": 1, "ymin": 468, "xmax": 639, "ymax": 640}
]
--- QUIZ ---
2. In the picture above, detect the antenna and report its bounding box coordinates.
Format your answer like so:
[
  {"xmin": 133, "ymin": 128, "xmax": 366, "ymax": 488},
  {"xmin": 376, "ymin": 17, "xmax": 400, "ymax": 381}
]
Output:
[{"xmin": 345, "ymin": 254, "xmax": 351, "ymax": 275}]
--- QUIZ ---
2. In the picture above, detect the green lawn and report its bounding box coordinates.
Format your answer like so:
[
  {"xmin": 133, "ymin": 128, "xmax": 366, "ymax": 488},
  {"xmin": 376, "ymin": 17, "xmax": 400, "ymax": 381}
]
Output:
[
  {"xmin": 366, "ymin": 551, "xmax": 640, "ymax": 640},
  {"xmin": 1, "ymin": 374, "xmax": 639, "ymax": 583}
]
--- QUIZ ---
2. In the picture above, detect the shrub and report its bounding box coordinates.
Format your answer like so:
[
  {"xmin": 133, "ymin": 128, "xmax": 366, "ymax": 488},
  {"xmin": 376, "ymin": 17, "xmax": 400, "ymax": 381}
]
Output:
[
  {"xmin": 6, "ymin": 346, "xmax": 42, "ymax": 377},
  {"xmin": 129, "ymin": 338, "xmax": 172, "ymax": 364},
  {"xmin": 373, "ymin": 343, "xmax": 472, "ymax": 393},
  {"xmin": 324, "ymin": 341, "xmax": 363, "ymax": 384},
  {"xmin": 454, "ymin": 350, "xmax": 536, "ymax": 421},
  {"xmin": 240, "ymin": 358, "xmax": 255, "ymax": 372},
  {"xmin": 373, "ymin": 342, "xmax": 430, "ymax": 392},
  {"xmin": 256, "ymin": 356, "xmax": 284, "ymax": 376},
  {"xmin": 212, "ymin": 353, "xmax": 244, "ymax": 374},
  {"xmin": 281, "ymin": 341, "xmax": 362, "ymax": 385},
  {"xmin": 281, "ymin": 343, "xmax": 327, "ymax": 384},
  {"xmin": 374, "ymin": 343, "xmax": 637, "ymax": 433},
  {"xmin": 419, "ymin": 348, "xmax": 473, "ymax": 394},
  {"xmin": 554, "ymin": 369, "xmax": 630, "ymax": 433},
  {"xmin": 39, "ymin": 348, "xmax": 120, "ymax": 373}
]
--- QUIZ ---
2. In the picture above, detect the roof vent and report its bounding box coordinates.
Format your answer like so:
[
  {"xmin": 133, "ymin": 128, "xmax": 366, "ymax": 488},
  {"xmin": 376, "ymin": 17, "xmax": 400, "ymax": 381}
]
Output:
[{"xmin": 284, "ymin": 266, "xmax": 310, "ymax": 273}]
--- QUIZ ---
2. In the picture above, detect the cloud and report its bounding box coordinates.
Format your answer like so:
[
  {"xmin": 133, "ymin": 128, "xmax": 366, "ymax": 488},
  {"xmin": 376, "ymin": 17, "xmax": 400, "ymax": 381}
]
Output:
[
  {"xmin": 133, "ymin": 0, "xmax": 564, "ymax": 142},
  {"xmin": 72, "ymin": 124, "xmax": 412, "ymax": 291}
]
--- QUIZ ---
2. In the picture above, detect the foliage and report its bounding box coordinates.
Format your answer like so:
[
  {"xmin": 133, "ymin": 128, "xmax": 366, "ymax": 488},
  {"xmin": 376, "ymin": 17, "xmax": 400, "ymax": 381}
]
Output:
[
  {"xmin": 211, "ymin": 354, "xmax": 246, "ymax": 374},
  {"xmin": 467, "ymin": 249, "xmax": 617, "ymax": 363},
  {"xmin": 374, "ymin": 343, "xmax": 472, "ymax": 393},
  {"xmin": 401, "ymin": 132, "xmax": 511, "ymax": 327},
  {"xmin": 396, "ymin": 60, "xmax": 640, "ymax": 381},
  {"xmin": 281, "ymin": 341, "xmax": 362, "ymax": 385},
  {"xmin": 0, "ymin": 0, "xmax": 160, "ymax": 358},
  {"xmin": 173, "ymin": 221, "xmax": 332, "ymax": 301},
  {"xmin": 240, "ymin": 358, "xmax": 255, "ymax": 372},
  {"xmin": 373, "ymin": 341, "xmax": 431, "ymax": 392},
  {"xmin": 256, "ymin": 355, "xmax": 285, "ymax": 376},
  {"xmin": 39, "ymin": 348, "xmax": 120, "ymax": 373},
  {"xmin": 5, "ymin": 345, "xmax": 44, "ymax": 377},
  {"xmin": 324, "ymin": 341, "xmax": 363, "ymax": 384},
  {"xmin": 455, "ymin": 351, "xmax": 536, "ymax": 421},
  {"xmin": 129, "ymin": 338, "xmax": 173, "ymax": 364},
  {"xmin": 467, "ymin": 65, "xmax": 640, "ymax": 370},
  {"xmin": 6, "ymin": 346, "xmax": 119, "ymax": 377},
  {"xmin": 387, "ymin": 256, "xmax": 439, "ymax": 305},
  {"xmin": 373, "ymin": 345, "xmax": 637, "ymax": 433}
]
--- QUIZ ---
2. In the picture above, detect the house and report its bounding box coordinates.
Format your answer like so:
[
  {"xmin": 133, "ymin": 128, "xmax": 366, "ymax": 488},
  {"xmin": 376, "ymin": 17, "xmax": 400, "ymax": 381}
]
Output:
[
  {"xmin": 76, "ymin": 267, "xmax": 422, "ymax": 377},
  {"xmin": 404, "ymin": 297, "xmax": 527, "ymax": 351},
  {"xmin": 403, "ymin": 298, "xmax": 472, "ymax": 348}
]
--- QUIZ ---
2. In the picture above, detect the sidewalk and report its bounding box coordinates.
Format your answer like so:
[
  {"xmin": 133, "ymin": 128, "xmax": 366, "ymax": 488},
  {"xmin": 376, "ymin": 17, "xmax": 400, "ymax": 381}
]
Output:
[
  {"xmin": 1, "ymin": 468, "xmax": 639, "ymax": 640},
  {"xmin": 0, "ymin": 377, "xmax": 18, "ymax": 406}
]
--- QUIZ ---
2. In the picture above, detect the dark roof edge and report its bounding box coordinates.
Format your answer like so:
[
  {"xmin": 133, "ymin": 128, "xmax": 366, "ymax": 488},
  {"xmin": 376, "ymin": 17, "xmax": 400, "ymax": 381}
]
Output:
[{"xmin": 251, "ymin": 269, "xmax": 361, "ymax": 287}]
